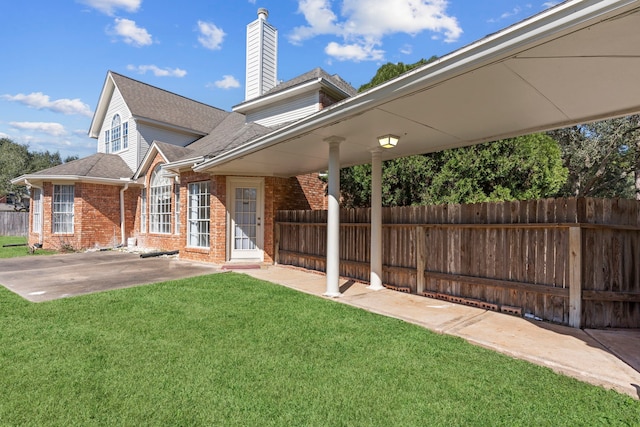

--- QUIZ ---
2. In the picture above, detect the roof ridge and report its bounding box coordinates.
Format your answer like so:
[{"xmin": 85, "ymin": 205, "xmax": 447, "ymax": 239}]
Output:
[{"xmin": 109, "ymin": 70, "xmax": 227, "ymax": 114}]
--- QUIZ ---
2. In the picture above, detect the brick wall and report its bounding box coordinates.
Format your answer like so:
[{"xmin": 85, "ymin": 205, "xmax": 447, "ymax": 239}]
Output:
[
  {"xmin": 30, "ymin": 181, "xmax": 138, "ymax": 251},
  {"xmin": 26, "ymin": 165, "xmax": 325, "ymax": 264}
]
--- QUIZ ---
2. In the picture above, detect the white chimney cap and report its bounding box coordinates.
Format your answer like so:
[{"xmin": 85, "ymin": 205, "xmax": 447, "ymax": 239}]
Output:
[{"xmin": 258, "ymin": 8, "xmax": 269, "ymax": 19}]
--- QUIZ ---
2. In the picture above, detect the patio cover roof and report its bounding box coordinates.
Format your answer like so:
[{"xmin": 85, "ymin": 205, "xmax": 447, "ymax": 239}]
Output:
[{"xmin": 195, "ymin": 0, "xmax": 640, "ymax": 177}]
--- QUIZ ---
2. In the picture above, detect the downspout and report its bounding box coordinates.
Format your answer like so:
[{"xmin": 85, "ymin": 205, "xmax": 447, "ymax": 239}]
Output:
[
  {"xmin": 120, "ymin": 183, "xmax": 129, "ymax": 247},
  {"xmin": 24, "ymin": 179, "xmax": 44, "ymax": 247}
]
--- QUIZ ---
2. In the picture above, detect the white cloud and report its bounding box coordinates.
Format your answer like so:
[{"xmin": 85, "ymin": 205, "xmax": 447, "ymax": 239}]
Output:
[
  {"xmin": 111, "ymin": 18, "xmax": 152, "ymax": 47},
  {"xmin": 210, "ymin": 75, "xmax": 240, "ymax": 89},
  {"xmin": 10, "ymin": 122, "xmax": 67, "ymax": 137},
  {"xmin": 78, "ymin": 0, "xmax": 141, "ymax": 16},
  {"xmin": 400, "ymin": 44, "xmax": 413, "ymax": 55},
  {"xmin": 325, "ymin": 41, "xmax": 384, "ymax": 62},
  {"xmin": 126, "ymin": 64, "xmax": 187, "ymax": 77},
  {"xmin": 289, "ymin": 0, "xmax": 462, "ymax": 62},
  {"xmin": 197, "ymin": 21, "xmax": 225, "ymax": 50},
  {"xmin": 2, "ymin": 92, "xmax": 93, "ymax": 117},
  {"xmin": 542, "ymin": 1, "xmax": 561, "ymax": 8},
  {"xmin": 0, "ymin": 132, "xmax": 11, "ymax": 139}
]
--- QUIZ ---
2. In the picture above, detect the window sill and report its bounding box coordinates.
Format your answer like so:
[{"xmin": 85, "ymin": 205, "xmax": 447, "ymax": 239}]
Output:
[{"xmin": 185, "ymin": 246, "xmax": 210, "ymax": 254}]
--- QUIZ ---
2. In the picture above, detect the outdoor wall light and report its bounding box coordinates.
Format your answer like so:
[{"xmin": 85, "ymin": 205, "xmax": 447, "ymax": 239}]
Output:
[{"xmin": 378, "ymin": 134, "xmax": 399, "ymax": 149}]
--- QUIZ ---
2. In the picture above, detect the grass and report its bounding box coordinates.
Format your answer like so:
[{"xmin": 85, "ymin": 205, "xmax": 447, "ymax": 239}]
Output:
[
  {"xmin": 0, "ymin": 236, "xmax": 56, "ymax": 258},
  {"xmin": 0, "ymin": 273, "xmax": 638, "ymax": 426}
]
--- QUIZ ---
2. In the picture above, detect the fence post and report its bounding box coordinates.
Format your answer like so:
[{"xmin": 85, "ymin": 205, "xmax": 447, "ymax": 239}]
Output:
[
  {"xmin": 568, "ymin": 226, "xmax": 582, "ymax": 328},
  {"xmin": 416, "ymin": 226, "xmax": 426, "ymax": 294},
  {"xmin": 274, "ymin": 223, "xmax": 280, "ymax": 265}
]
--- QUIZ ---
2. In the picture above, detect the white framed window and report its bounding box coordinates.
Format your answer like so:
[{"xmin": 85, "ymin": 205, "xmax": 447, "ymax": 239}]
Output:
[
  {"xmin": 188, "ymin": 181, "xmax": 210, "ymax": 248},
  {"xmin": 111, "ymin": 114, "xmax": 121, "ymax": 152},
  {"xmin": 32, "ymin": 188, "xmax": 43, "ymax": 234},
  {"xmin": 140, "ymin": 188, "xmax": 147, "ymax": 233},
  {"xmin": 104, "ymin": 130, "xmax": 110, "ymax": 153},
  {"xmin": 122, "ymin": 121, "xmax": 128, "ymax": 149},
  {"xmin": 149, "ymin": 166, "xmax": 172, "ymax": 234},
  {"xmin": 174, "ymin": 183, "xmax": 181, "ymax": 234},
  {"xmin": 53, "ymin": 185, "xmax": 74, "ymax": 234}
]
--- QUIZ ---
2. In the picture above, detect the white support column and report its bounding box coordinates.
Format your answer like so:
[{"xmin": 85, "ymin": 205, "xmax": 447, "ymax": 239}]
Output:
[
  {"xmin": 324, "ymin": 136, "xmax": 344, "ymax": 297},
  {"xmin": 369, "ymin": 148, "xmax": 384, "ymax": 290}
]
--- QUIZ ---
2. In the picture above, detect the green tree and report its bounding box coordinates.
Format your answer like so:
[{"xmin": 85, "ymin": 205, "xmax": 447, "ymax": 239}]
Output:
[
  {"xmin": 0, "ymin": 137, "xmax": 75, "ymax": 202},
  {"xmin": 424, "ymin": 134, "xmax": 567, "ymax": 204},
  {"xmin": 340, "ymin": 135, "xmax": 566, "ymax": 207},
  {"xmin": 0, "ymin": 138, "xmax": 30, "ymax": 197},
  {"xmin": 547, "ymin": 115, "xmax": 640, "ymax": 199},
  {"xmin": 358, "ymin": 56, "xmax": 438, "ymax": 92},
  {"xmin": 340, "ymin": 155, "xmax": 438, "ymax": 207}
]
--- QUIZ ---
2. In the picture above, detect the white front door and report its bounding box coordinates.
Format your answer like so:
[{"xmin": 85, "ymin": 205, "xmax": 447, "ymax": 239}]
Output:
[{"xmin": 228, "ymin": 178, "xmax": 264, "ymax": 261}]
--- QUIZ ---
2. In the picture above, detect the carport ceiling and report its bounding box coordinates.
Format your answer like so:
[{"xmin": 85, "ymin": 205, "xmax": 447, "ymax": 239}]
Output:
[{"xmin": 198, "ymin": 0, "xmax": 640, "ymax": 177}]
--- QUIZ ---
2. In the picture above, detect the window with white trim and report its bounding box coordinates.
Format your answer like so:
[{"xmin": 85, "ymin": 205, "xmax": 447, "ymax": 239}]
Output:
[
  {"xmin": 188, "ymin": 181, "xmax": 210, "ymax": 248},
  {"xmin": 140, "ymin": 188, "xmax": 147, "ymax": 233},
  {"xmin": 32, "ymin": 188, "xmax": 43, "ymax": 234},
  {"xmin": 53, "ymin": 185, "xmax": 74, "ymax": 234},
  {"xmin": 104, "ymin": 130, "xmax": 110, "ymax": 153},
  {"xmin": 111, "ymin": 114, "xmax": 121, "ymax": 152},
  {"xmin": 122, "ymin": 121, "xmax": 128, "ymax": 149},
  {"xmin": 149, "ymin": 166, "xmax": 172, "ymax": 234}
]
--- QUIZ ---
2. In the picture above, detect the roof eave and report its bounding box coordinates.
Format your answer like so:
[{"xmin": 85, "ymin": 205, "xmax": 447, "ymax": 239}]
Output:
[
  {"xmin": 232, "ymin": 78, "xmax": 351, "ymax": 114},
  {"xmin": 12, "ymin": 174, "xmax": 136, "ymax": 186},
  {"xmin": 134, "ymin": 115, "xmax": 209, "ymax": 137},
  {"xmin": 132, "ymin": 142, "xmax": 170, "ymax": 180},
  {"xmin": 88, "ymin": 72, "xmax": 115, "ymax": 139},
  {"xmin": 163, "ymin": 156, "xmax": 206, "ymax": 172}
]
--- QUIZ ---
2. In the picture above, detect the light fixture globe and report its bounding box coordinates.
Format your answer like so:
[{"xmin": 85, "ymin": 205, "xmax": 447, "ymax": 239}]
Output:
[{"xmin": 378, "ymin": 134, "xmax": 399, "ymax": 149}]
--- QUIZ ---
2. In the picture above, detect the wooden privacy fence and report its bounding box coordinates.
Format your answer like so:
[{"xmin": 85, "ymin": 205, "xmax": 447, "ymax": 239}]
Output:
[
  {"xmin": 0, "ymin": 211, "xmax": 28, "ymax": 236},
  {"xmin": 275, "ymin": 198, "xmax": 640, "ymax": 329}
]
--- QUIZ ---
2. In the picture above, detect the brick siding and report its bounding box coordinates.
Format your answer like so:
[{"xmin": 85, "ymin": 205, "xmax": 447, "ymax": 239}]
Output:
[{"xmin": 27, "ymin": 157, "xmax": 326, "ymax": 265}]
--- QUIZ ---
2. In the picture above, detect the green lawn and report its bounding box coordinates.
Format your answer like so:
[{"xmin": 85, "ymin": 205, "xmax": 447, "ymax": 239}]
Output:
[
  {"xmin": 0, "ymin": 236, "xmax": 56, "ymax": 258},
  {"xmin": 0, "ymin": 273, "xmax": 638, "ymax": 426}
]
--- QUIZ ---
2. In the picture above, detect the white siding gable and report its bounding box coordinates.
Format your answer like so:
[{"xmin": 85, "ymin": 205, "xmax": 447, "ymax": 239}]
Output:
[
  {"xmin": 247, "ymin": 92, "xmax": 319, "ymax": 127},
  {"xmin": 97, "ymin": 87, "xmax": 137, "ymax": 170},
  {"xmin": 96, "ymin": 86, "xmax": 202, "ymax": 172}
]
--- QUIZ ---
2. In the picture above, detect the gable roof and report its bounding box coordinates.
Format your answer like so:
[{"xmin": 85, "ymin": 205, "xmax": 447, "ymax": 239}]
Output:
[
  {"xmin": 11, "ymin": 153, "xmax": 134, "ymax": 186},
  {"xmin": 89, "ymin": 71, "xmax": 229, "ymax": 138},
  {"xmin": 232, "ymin": 67, "xmax": 357, "ymax": 114},
  {"xmin": 182, "ymin": 112, "xmax": 273, "ymax": 158},
  {"xmin": 133, "ymin": 112, "xmax": 274, "ymax": 178},
  {"xmin": 263, "ymin": 68, "xmax": 357, "ymax": 98}
]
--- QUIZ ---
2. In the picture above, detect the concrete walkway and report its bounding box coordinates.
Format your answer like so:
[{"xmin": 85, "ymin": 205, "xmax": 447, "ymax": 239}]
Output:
[{"xmin": 241, "ymin": 265, "xmax": 640, "ymax": 399}]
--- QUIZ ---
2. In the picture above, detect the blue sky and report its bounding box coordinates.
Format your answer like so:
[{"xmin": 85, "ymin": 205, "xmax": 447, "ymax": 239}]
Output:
[{"xmin": 0, "ymin": 0, "xmax": 560, "ymax": 159}]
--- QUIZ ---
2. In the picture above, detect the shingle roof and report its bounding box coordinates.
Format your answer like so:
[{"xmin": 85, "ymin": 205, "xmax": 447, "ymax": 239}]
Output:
[
  {"xmin": 181, "ymin": 112, "xmax": 273, "ymax": 159},
  {"xmin": 33, "ymin": 153, "xmax": 133, "ymax": 180},
  {"xmin": 154, "ymin": 141, "xmax": 195, "ymax": 163},
  {"xmin": 261, "ymin": 67, "xmax": 358, "ymax": 98},
  {"xmin": 110, "ymin": 72, "xmax": 229, "ymax": 135}
]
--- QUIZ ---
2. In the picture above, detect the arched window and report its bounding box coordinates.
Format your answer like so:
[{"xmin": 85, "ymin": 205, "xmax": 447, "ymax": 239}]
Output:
[
  {"xmin": 149, "ymin": 165, "xmax": 172, "ymax": 234},
  {"xmin": 111, "ymin": 114, "xmax": 122, "ymax": 152}
]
